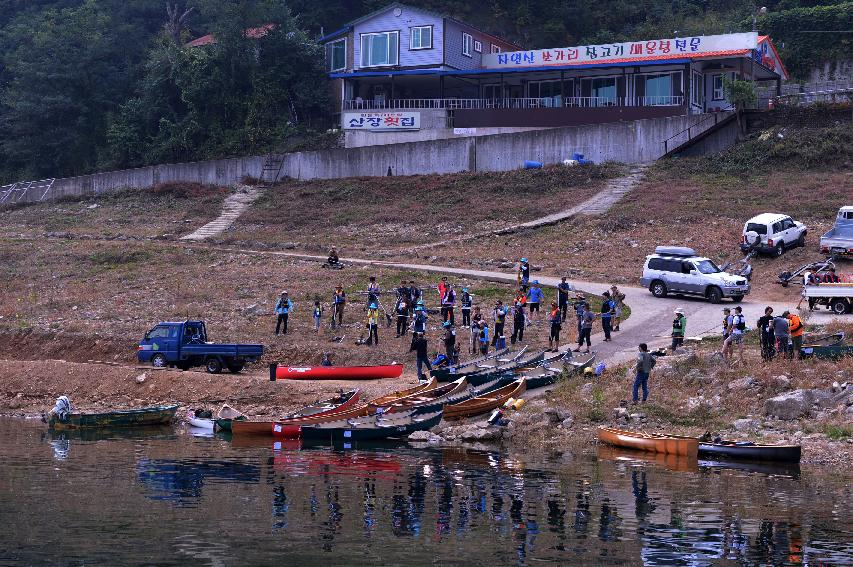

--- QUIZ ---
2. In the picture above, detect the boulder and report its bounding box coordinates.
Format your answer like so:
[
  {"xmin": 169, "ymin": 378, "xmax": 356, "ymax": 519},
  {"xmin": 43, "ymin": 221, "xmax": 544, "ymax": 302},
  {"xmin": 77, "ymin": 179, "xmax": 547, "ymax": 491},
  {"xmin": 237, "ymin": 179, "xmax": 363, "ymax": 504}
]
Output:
[
  {"xmin": 408, "ymin": 430, "xmax": 432, "ymax": 441},
  {"xmin": 728, "ymin": 376, "xmax": 755, "ymax": 391},
  {"xmin": 613, "ymin": 407, "xmax": 629, "ymax": 419},
  {"xmin": 772, "ymin": 375, "xmax": 792, "ymax": 390},
  {"xmin": 460, "ymin": 427, "xmax": 502, "ymax": 442},
  {"xmin": 764, "ymin": 389, "xmax": 813, "ymax": 420},
  {"xmin": 732, "ymin": 418, "xmax": 759, "ymax": 432},
  {"xmin": 560, "ymin": 417, "xmax": 574, "ymax": 429},
  {"xmin": 544, "ymin": 407, "xmax": 572, "ymax": 424}
]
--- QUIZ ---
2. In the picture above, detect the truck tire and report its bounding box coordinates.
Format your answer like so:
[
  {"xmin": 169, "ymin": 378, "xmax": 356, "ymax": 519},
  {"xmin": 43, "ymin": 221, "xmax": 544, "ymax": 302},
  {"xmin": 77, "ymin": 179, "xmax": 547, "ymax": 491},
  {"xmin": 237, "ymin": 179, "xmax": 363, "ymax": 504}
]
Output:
[
  {"xmin": 151, "ymin": 354, "xmax": 168, "ymax": 368},
  {"xmin": 774, "ymin": 243, "xmax": 785, "ymax": 257},
  {"xmin": 205, "ymin": 357, "xmax": 223, "ymax": 374},
  {"xmin": 650, "ymin": 280, "xmax": 668, "ymax": 298},
  {"xmin": 830, "ymin": 298, "xmax": 849, "ymax": 315},
  {"xmin": 797, "ymin": 232, "xmax": 806, "ymax": 248},
  {"xmin": 707, "ymin": 287, "xmax": 723, "ymax": 304},
  {"xmin": 227, "ymin": 363, "xmax": 245, "ymax": 374}
]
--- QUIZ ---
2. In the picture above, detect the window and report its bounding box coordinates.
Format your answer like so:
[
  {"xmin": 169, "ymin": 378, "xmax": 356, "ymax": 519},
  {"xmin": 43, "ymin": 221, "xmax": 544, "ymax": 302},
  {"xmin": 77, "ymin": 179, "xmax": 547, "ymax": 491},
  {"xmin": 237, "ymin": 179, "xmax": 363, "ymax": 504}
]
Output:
[
  {"xmin": 695, "ymin": 260, "xmax": 721, "ymax": 274},
  {"xmin": 474, "ymin": 40, "xmax": 482, "ymax": 53},
  {"xmin": 462, "ymin": 32, "xmax": 473, "ymax": 57},
  {"xmin": 147, "ymin": 326, "xmax": 170, "ymax": 339},
  {"xmin": 328, "ymin": 38, "xmax": 346, "ymax": 71},
  {"xmin": 712, "ymin": 74, "xmax": 725, "ymax": 100},
  {"xmin": 410, "ymin": 26, "xmax": 432, "ymax": 50},
  {"xmin": 634, "ymin": 72, "xmax": 682, "ymax": 105},
  {"xmin": 691, "ymin": 71, "xmax": 703, "ymax": 107},
  {"xmin": 746, "ymin": 223, "xmax": 768, "ymax": 235},
  {"xmin": 529, "ymin": 80, "xmax": 573, "ymax": 107},
  {"xmin": 581, "ymin": 77, "xmax": 618, "ymax": 106},
  {"xmin": 360, "ymin": 31, "xmax": 399, "ymax": 67},
  {"xmin": 491, "ymin": 44, "xmax": 502, "ymax": 54},
  {"xmin": 681, "ymin": 262, "xmax": 694, "ymax": 275}
]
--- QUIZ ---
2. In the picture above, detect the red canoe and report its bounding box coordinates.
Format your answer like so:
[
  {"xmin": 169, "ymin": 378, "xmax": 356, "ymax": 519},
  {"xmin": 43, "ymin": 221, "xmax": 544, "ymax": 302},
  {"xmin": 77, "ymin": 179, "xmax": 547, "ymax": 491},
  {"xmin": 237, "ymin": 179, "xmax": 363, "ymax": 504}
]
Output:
[{"xmin": 275, "ymin": 363, "xmax": 404, "ymax": 381}]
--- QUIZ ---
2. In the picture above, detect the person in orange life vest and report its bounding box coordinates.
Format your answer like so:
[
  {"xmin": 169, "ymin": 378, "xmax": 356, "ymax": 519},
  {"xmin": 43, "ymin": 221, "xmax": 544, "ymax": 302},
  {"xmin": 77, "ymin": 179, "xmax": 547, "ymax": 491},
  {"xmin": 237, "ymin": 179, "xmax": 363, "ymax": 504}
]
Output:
[
  {"xmin": 547, "ymin": 302, "xmax": 562, "ymax": 352},
  {"xmin": 788, "ymin": 311, "xmax": 805, "ymax": 358}
]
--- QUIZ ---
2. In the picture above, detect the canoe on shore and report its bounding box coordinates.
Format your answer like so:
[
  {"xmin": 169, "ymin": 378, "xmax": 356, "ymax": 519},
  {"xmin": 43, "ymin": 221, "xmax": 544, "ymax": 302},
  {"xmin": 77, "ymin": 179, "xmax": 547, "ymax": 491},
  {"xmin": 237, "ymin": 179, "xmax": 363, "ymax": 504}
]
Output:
[
  {"xmin": 431, "ymin": 348, "xmax": 511, "ymax": 382},
  {"xmin": 370, "ymin": 379, "xmax": 470, "ymax": 413},
  {"xmin": 46, "ymin": 404, "xmax": 178, "ymax": 430},
  {"xmin": 299, "ymin": 409, "xmax": 444, "ymax": 443},
  {"xmin": 519, "ymin": 352, "xmax": 596, "ymax": 389},
  {"xmin": 275, "ymin": 363, "xmax": 403, "ymax": 380},
  {"xmin": 597, "ymin": 426, "xmax": 698, "ymax": 458},
  {"xmin": 699, "ymin": 441, "xmax": 802, "ymax": 463},
  {"xmin": 368, "ymin": 378, "xmax": 437, "ymax": 406},
  {"xmin": 281, "ymin": 389, "xmax": 362, "ymax": 420},
  {"xmin": 444, "ymin": 378, "xmax": 526, "ymax": 420}
]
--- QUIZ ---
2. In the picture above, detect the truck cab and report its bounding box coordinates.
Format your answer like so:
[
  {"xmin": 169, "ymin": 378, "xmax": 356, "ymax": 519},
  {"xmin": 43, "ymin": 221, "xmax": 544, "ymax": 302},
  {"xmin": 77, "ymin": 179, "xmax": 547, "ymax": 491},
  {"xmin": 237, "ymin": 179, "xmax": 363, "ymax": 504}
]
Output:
[
  {"xmin": 138, "ymin": 320, "xmax": 263, "ymax": 373},
  {"xmin": 820, "ymin": 206, "xmax": 853, "ymax": 257}
]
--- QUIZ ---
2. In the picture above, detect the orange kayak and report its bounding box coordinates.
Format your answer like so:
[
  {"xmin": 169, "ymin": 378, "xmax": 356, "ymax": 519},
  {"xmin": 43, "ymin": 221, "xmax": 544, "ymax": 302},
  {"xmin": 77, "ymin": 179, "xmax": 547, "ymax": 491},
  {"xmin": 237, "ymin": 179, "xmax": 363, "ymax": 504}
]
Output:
[{"xmin": 597, "ymin": 426, "xmax": 698, "ymax": 458}]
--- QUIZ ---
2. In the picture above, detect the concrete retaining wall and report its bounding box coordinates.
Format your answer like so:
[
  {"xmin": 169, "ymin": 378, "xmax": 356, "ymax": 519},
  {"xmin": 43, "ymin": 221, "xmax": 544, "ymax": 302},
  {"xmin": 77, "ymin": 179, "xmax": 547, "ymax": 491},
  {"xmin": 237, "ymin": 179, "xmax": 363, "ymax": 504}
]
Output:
[{"xmin": 14, "ymin": 112, "xmax": 729, "ymax": 204}]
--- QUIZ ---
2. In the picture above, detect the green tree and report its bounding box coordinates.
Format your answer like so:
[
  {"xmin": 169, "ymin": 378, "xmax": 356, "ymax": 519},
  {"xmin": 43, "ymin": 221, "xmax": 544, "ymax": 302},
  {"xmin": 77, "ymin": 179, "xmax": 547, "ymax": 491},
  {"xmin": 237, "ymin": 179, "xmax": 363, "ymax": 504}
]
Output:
[{"xmin": 723, "ymin": 77, "xmax": 758, "ymax": 134}]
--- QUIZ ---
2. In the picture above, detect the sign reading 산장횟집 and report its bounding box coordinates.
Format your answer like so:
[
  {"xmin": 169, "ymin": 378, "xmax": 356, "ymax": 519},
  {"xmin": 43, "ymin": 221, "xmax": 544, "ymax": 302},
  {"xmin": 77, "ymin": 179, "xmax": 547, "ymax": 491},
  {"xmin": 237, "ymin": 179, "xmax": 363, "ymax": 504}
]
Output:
[
  {"xmin": 481, "ymin": 32, "xmax": 758, "ymax": 69},
  {"xmin": 344, "ymin": 112, "xmax": 421, "ymax": 131}
]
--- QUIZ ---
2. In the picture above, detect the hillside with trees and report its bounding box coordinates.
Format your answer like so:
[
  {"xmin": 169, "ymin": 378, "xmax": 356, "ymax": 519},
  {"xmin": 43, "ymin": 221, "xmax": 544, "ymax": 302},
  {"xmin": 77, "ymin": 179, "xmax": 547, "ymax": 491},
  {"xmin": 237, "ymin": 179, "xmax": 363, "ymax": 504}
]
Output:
[{"xmin": 0, "ymin": 0, "xmax": 849, "ymax": 183}]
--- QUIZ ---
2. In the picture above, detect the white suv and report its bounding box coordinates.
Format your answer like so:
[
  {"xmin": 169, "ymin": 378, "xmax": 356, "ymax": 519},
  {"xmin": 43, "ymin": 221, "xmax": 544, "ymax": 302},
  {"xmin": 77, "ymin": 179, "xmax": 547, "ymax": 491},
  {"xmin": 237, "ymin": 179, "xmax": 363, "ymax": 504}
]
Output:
[
  {"xmin": 640, "ymin": 247, "xmax": 750, "ymax": 303},
  {"xmin": 741, "ymin": 213, "xmax": 807, "ymax": 256}
]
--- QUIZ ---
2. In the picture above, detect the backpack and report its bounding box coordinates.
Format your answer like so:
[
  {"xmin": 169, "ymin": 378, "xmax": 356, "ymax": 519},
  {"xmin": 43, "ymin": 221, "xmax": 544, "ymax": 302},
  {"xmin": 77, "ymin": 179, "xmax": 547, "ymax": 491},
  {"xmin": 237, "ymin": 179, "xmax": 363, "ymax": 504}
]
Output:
[
  {"xmin": 734, "ymin": 314, "xmax": 746, "ymax": 331},
  {"xmin": 649, "ymin": 354, "xmax": 657, "ymax": 369}
]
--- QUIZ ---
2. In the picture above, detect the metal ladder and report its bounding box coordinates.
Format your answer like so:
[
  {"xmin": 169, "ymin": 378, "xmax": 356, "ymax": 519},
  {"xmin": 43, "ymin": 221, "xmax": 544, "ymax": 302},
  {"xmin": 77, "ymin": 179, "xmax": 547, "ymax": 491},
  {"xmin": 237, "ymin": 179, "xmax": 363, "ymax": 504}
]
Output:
[{"xmin": 258, "ymin": 154, "xmax": 284, "ymax": 188}]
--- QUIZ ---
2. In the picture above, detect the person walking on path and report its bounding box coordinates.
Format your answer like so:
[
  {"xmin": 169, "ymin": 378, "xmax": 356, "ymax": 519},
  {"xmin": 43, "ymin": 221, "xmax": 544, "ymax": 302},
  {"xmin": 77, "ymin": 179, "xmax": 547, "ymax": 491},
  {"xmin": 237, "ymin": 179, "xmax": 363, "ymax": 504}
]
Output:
[
  {"xmin": 773, "ymin": 311, "xmax": 792, "ymax": 358},
  {"xmin": 573, "ymin": 303, "xmax": 594, "ymax": 354},
  {"xmin": 365, "ymin": 303, "xmax": 380, "ymax": 346},
  {"xmin": 442, "ymin": 321, "xmax": 457, "ymax": 360},
  {"xmin": 275, "ymin": 291, "xmax": 294, "ymax": 335},
  {"xmin": 410, "ymin": 332, "xmax": 432, "ymax": 381},
  {"xmin": 758, "ymin": 306, "xmax": 776, "ymax": 361},
  {"xmin": 557, "ymin": 278, "xmax": 573, "ymax": 322},
  {"xmin": 331, "ymin": 285, "xmax": 346, "ymax": 328},
  {"xmin": 547, "ymin": 302, "xmax": 562, "ymax": 352},
  {"xmin": 312, "ymin": 301, "xmax": 322, "ymax": 333},
  {"xmin": 492, "ymin": 301, "xmax": 507, "ymax": 347},
  {"xmin": 479, "ymin": 321, "xmax": 490, "ymax": 355},
  {"xmin": 610, "ymin": 285, "xmax": 625, "ymax": 331},
  {"xmin": 511, "ymin": 301, "xmax": 526, "ymax": 345},
  {"xmin": 460, "ymin": 287, "xmax": 473, "ymax": 327},
  {"xmin": 671, "ymin": 308, "xmax": 686, "ymax": 351},
  {"xmin": 441, "ymin": 283, "xmax": 456, "ymax": 325},
  {"xmin": 632, "ymin": 343, "xmax": 654, "ymax": 404},
  {"xmin": 788, "ymin": 311, "xmax": 805, "ymax": 359},
  {"xmin": 600, "ymin": 291, "xmax": 615, "ymax": 342},
  {"xmin": 395, "ymin": 296, "xmax": 409, "ymax": 338},
  {"xmin": 527, "ymin": 280, "xmax": 544, "ymax": 324}
]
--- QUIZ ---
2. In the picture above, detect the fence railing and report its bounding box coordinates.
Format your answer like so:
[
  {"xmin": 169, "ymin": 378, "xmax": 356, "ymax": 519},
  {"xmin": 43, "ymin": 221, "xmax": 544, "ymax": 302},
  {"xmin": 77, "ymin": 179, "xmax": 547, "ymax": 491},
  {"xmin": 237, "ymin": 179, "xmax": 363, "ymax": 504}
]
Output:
[
  {"xmin": 342, "ymin": 96, "xmax": 685, "ymax": 111},
  {"xmin": 661, "ymin": 111, "xmax": 733, "ymax": 155},
  {"xmin": 0, "ymin": 178, "xmax": 56, "ymax": 205}
]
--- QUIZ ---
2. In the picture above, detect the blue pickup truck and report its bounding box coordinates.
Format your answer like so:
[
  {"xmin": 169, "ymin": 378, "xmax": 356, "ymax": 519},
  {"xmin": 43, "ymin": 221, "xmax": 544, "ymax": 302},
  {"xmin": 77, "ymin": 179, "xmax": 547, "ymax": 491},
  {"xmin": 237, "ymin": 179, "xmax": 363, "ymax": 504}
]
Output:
[{"xmin": 137, "ymin": 320, "xmax": 264, "ymax": 374}]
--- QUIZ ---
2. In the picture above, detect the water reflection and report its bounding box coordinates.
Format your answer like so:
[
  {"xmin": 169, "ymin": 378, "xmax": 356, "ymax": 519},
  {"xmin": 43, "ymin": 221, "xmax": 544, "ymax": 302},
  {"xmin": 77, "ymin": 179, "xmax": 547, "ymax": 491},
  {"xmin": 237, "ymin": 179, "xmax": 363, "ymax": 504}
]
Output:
[{"xmin": 1, "ymin": 419, "xmax": 851, "ymax": 566}]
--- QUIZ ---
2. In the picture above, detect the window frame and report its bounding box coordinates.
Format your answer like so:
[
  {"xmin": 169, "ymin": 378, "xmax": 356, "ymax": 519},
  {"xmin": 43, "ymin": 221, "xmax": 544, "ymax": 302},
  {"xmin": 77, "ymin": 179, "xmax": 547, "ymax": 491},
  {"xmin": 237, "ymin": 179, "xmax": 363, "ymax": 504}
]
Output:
[
  {"xmin": 691, "ymin": 70, "xmax": 703, "ymax": 107},
  {"xmin": 409, "ymin": 25, "xmax": 433, "ymax": 50},
  {"xmin": 474, "ymin": 40, "xmax": 482, "ymax": 53},
  {"xmin": 328, "ymin": 37, "xmax": 347, "ymax": 72},
  {"xmin": 359, "ymin": 30, "xmax": 400, "ymax": 68},
  {"xmin": 712, "ymin": 73, "xmax": 725, "ymax": 101},
  {"xmin": 462, "ymin": 32, "xmax": 473, "ymax": 58},
  {"xmin": 491, "ymin": 44, "xmax": 502, "ymax": 54}
]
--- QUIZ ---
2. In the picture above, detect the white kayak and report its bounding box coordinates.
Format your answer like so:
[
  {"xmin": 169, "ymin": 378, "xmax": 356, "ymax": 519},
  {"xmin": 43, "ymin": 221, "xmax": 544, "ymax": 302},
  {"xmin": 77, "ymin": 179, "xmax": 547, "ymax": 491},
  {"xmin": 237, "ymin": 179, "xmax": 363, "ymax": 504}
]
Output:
[{"xmin": 185, "ymin": 410, "xmax": 215, "ymax": 430}]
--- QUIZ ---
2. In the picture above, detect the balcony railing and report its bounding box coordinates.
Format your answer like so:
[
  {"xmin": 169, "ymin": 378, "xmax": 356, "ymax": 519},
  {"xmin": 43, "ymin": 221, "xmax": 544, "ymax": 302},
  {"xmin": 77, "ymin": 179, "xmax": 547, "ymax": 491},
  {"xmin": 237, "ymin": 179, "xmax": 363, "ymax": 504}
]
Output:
[{"xmin": 342, "ymin": 96, "xmax": 685, "ymax": 111}]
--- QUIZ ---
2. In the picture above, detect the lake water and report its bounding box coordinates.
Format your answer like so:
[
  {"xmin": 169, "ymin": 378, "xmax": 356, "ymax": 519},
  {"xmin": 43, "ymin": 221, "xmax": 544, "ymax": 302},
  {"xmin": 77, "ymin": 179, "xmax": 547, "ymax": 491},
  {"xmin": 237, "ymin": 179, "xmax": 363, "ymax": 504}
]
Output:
[{"xmin": 1, "ymin": 418, "xmax": 851, "ymax": 566}]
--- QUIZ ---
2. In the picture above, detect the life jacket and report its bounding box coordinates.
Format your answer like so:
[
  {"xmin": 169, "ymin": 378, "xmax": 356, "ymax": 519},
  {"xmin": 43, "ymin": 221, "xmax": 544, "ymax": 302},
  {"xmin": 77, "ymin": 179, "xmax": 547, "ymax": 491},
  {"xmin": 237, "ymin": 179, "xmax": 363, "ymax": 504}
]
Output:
[
  {"xmin": 733, "ymin": 314, "xmax": 746, "ymax": 332},
  {"xmin": 313, "ymin": 307, "xmax": 321, "ymax": 318},
  {"xmin": 788, "ymin": 314, "xmax": 804, "ymax": 337},
  {"xmin": 494, "ymin": 308, "xmax": 506, "ymax": 324},
  {"xmin": 672, "ymin": 315, "xmax": 685, "ymax": 336},
  {"xmin": 461, "ymin": 293, "xmax": 472, "ymax": 308},
  {"xmin": 549, "ymin": 308, "xmax": 560, "ymax": 324}
]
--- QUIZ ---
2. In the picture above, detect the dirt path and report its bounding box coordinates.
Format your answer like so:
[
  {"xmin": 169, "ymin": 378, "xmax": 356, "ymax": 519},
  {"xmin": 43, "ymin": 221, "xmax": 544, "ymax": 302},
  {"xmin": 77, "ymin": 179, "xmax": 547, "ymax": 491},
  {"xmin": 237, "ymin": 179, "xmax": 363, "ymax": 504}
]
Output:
[{"xmin": 181, "ymin": 185, "xmax": 263, "ymax": 241}]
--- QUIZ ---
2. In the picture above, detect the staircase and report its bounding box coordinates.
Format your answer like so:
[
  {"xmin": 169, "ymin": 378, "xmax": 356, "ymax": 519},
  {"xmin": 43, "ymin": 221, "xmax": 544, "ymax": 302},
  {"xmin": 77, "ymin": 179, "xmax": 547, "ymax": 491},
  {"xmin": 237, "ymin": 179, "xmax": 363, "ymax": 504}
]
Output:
[
  {"xmin": 259, "ymin": 153, "xmax": 285, "ymax": 187},
  {"xmin": 180, "ymin": 185, "xmax": 263, "ymax": 241}
]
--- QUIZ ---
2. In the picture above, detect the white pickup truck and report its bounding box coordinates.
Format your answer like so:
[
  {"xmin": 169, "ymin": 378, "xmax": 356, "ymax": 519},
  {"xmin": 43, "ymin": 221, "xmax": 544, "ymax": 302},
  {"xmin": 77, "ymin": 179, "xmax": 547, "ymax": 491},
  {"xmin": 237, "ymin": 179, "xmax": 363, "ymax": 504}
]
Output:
[
  {"xmin": 820, "ymin": 206, "xmax": 853, "ymax": 257},
  {"xmin": 803, "ymin": 271, "xmax": 853, "ymax": 314}
]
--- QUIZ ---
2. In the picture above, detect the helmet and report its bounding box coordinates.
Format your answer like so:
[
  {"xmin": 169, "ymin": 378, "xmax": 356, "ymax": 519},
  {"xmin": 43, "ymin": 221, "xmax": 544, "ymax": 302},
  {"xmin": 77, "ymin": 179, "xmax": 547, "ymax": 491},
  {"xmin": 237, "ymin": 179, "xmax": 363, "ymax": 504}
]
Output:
[
  {"xmin": 521, "ymin": 258, "xmax": 528, "ymax": 263},
  {"xmin": 533, "ymin": 279, "xmax": 539, "ymax": 285},
  {"xmin": 415, "ymin": 306, "xmax": 423, "ymax": 312},
  {"xmin": 442, "ymin": 321, "xmax": 451, "ymax": 328},
  {"xmin": 369, "ymin": 303, "xmax": 377, "ymax": 309},
  {"xmin": 462, "ymin": 287, "xmax": 469, "ymax": 292},
  {"xmin": 417, "ymin": 299, "xmax": 424, "ymax": 305},
  {"xmin": 583, "ymin": 367, "xmax": 594, "ymax": 375}
]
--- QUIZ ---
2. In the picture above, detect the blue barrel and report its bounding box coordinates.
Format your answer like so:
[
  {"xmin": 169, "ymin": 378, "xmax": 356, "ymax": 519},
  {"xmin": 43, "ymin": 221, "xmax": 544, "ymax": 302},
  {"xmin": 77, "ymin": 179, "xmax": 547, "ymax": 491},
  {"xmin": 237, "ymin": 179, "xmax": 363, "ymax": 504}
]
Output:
[
  {"xmin": 572, "ymin": 152, "xmax": 585, "ymax": 161},
  {"xmin": 523, "ymin": 160, "xmax": 543, "ymax": 169}
]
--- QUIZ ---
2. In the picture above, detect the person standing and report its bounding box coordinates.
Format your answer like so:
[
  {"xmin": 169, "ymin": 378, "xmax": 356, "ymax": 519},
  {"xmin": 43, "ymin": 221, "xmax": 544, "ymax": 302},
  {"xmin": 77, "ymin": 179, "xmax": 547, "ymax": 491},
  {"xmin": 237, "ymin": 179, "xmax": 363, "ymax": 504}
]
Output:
[
  {"xmin": 573, "ymin": 303, "xmax": 594, "ymax": 354},
  {"xmin": 557, "ymin": 277, "xmax": 573, "ymax": 322},
  {"xmin": 437, "ymin": 276, "xmax": 448, "ymax": 299},
  {"xmin": 492, "ymin": 301, "xmax": 507, "ymax": 347},
  {"xmin": 610, "ymin": 285, "xmax": 625, "ymax": 331},
  {"xmin": 527, "ymin": 280, "xmax": 544, "ymax": 323},
  {"xmin": 460, "ymin": 287, "xmax": 473, "ymax": 327},
  {"xmin": 312, "ymin": 301, "xmax": 322, "ymax": 333},
  {"xmin": 479, "ymin": 321, "xmax": 490, "ymax": 355},
  {"xmin": 757, "ymin": 306, "xmax": 776, "ymax": 361},
  {"xmin": 573, "ymin": 293, "xmax": 586, "ymax": 340},
  {"xmin": 367, "ymin": 276, "xmax": 380, "ymax": 306},
  {"xmin": 331, "ymin": 284, "xmax": 346, "ymax": 328},
  {"xmin": 547, "ymin": 302, "xmax": 562, "ymax": 352},
  {"xmin": 600, "ymin": 291, "xmax": 615, "ymax": 342},
  {"xmin": 442, "ymin": 321, "xmax": 456, "ymax": 360},
  {"xmin": 721, "ymin": 308, "xmax": 733, "ymax": 343},
  {"xmin": 412, "ymin": 303, "xmax": 428, "ymax": 335},
  {"xmin": 671, "ymin": 308, "xmax": 686, "ymax": 351},
  {"xmin": 518, "ymin": 258, "xmax": 530, "ymax": 290},
  {"xmin": 274, "ymin": 291, "xmax": 294, "ymax": 335},
  {"xmin": 365, "ymin": 303, "xmax": 380, "ymax": 346},
  {"xmin": 632, "ymin": 343, "xmax": 654, "ymax": 404},
  {"xmin": 470, "ymin": 307, "xmax": 483, "ymax": 354},
  {"xmin": 724, "ymin": 306, "xmax": 746, "ymax": 363},
  {"xmin": 410, "ymin": 332, "xmax": 432, "ymax": 381},
  {"xmin": 511, "ymin": 301, "xmax": 526, "ymax": 344},
  {"xmin": 395, "ymin": 296, "xmax": 409, "ymax": 338},
  {"xmin": 441, "ymin": 283, "xmax": 456, "ymax": 325},
  {"xmin": 409, "ymin": 280, "xmax": 421, "ymax": 316},
  {"xmin": 788, "ymin": 310, "xmax": 805, "ymax": 359},
  {"xmin": 773, "ymin": 311, "xmax": 791, "ymax": 358}
]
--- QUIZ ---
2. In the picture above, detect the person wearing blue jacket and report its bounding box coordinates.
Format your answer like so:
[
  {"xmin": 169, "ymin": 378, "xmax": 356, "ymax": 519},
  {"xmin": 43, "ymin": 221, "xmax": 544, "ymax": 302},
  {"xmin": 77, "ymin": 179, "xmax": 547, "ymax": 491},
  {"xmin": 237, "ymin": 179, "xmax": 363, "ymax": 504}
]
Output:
[
  {"xmin": 600, "ymin": 291, "xmax": 615, "ymax": 342},
  {"xmin": 275, "ymin": 291, "xmax": 294, "ymax": 335},
  {"xmin": 527, "ymin": 280, "xmax": 544, "ymax": 323}
]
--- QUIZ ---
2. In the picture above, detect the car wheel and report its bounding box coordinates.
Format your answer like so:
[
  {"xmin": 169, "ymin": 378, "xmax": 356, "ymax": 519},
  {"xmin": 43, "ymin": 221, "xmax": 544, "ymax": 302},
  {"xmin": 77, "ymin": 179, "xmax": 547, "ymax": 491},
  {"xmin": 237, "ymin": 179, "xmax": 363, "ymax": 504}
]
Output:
[
  {"xmin": 774, "ymin": 243, "xmax": 785, "ymax": 257},
  {"xmin": 731, "ymin": 295, "xmax": 744, "ymax": 303},
  {"xmin": 797, "ymin": 232, "xmax": 806, "ymax": 248},
  {"xmin": 830, "ymin": 299, "xmax": 849, "ymax": 315},
  {"xmin": 206, "ymin": 358, "xmax": 223, "ymax": 374},
  {"xmin": 707, "ymin": 287, "xmax": 723, "ymax": 304},
  {"xmin": 151, "ymin": 354, "xmax": 168, "ymax": 368},
  {"xmin": 650, "ymin": 280, "xmax": 668, "ymax": 298}
]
